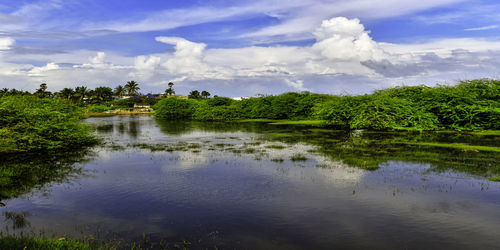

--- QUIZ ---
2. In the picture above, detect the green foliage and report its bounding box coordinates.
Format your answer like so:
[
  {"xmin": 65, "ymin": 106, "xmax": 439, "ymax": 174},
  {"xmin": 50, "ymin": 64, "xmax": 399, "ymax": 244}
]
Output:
[
  {"xmin": 111, "ymin": 96, "xmax": 160, "ymax": 108},
  {"xmin": 153, "ymin": 97, "xmax": 198, "ymax": 119},
  {"xmin": 314, "ymin": 79, "xmax": 499, "ymax": 131},
  {"xmin": 0, "ymin": 237, "xmax": 91, "ymax": 250},
  {"xmin": 193, "ymin": 101, "xmax": 241, "ymax": 121},
  {"xmin": 88, "ymin": 86, "xmax": 113, "ymax": 104},
  {"xmin": 155, "ymin": 79, "xmax": 499, "ymax": 131},
  {"xmin": 188, "ymin": 90, "xmax": 201, "ymax": 99},
  {"xmin": 87, "ymin": 105, "xmax": 114, "ymax": 113},
  {"xmin": 125, "ymin": 80, "xmax": 140, "ymax": 96},
  {"xmin": 489, "ymin": 176, "xmax": 500, "ymax": 182},
  {"xmin": 0, "ymin": 96, "xmax": 97, "ymax": 153}
]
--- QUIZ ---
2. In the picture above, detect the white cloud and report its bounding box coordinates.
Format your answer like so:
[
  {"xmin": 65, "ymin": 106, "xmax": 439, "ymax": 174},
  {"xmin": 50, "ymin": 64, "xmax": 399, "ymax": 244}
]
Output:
[
  {"xmin": 82, "ymin": 0, "xmax": 464, "ymax": 42},
  {"xmin": 91, "ymin": 52, "xmax": 106, "ymax": 64},
  {"xmin": 0, "ymin": 37, "xmax": 15, "ymax": 50},
  {"xmin": 464, "ymin": 25, "xmax": 498, "ymax": 31},
  {"xmin": 1, "ymin": 16, "xmax": 500, "ymax": 96},
  {"xmin": 28, "ymin": 62, "xmax": 59, "ymax": 76},
  {"xmin": 240, "ymin": 0, "xmax": 465, "ymax": 41},
  {"xmin": 284, "ymin": 79, "xmax": 307, "ymax": 91},
  {"xmin": 312, "ymin": 17, "xmax": 385, "ymax": 61},
  {"xmin": 129, "ymin": 55, "xmax": 161, "ymax": 79}
]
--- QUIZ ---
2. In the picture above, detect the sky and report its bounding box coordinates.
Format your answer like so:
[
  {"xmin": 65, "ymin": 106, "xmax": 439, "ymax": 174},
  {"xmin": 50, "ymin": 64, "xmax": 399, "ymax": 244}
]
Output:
[{"xmin": 1, "ymin": 0, "xmax": 500, "ymax": 97}]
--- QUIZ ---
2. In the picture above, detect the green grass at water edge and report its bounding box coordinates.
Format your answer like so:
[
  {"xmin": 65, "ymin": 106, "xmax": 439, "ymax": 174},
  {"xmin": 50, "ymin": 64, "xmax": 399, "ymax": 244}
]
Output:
[
  {"xmin": 267, "ymin": 133, "xmax": 295, "ymax": 137},
  {"xmin": 236, "ymin": 119, "xmax": 279, "ymax": 123},
  {"xmin": 467, "ymin": 130, "xmax": 500, "ymax": 136},
  {"xmin": 403, "ymin": 142, "xmax": 500, "ymax": 153},
  {"xmin": 268, "ymin": 120, "xmax": 326, "ymax": 126},
  {"xmin": 290, "ymin": 154, "xmax": 308, "ymax": 162},
  {"xmin": 0, "ymin": 237, "xmax": 91, "ymax": 250},
  {"xmin": 489, "ymin": 176, "xmax": 500, "ymax": 182}
]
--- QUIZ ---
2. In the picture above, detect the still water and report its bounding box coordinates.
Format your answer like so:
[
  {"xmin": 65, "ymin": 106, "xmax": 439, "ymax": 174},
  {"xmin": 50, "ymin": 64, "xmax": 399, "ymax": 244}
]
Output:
[{"xmin": 1, "ymin": 116, "xmax": 500, "ymax": 249}]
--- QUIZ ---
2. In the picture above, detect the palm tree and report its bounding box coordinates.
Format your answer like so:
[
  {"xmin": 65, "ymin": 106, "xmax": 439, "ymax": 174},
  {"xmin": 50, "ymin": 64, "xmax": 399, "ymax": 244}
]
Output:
[
  {"xmin": 165, "ymin": 88, "xmax": 175, "ymax": 96},
  {"xmin": 60, "ymin": 88, "xmax": 75, "ymax": 100},
  {"xmin": 74, "ymin": 86, "xmax": 89, "ymax": 103},
  {"xmin": 125, "ymin": 81, "xmax": 140, "ymax": 96},
  {"xmin": 114, "ymin": 85, "xmax": 126, "ymax": 97},
  {"xmin": 93, "ymin": 86, "xmax": 113, "ymax": 103},
  {"xmin": 165, "ymin": 82, "xmax": 175, "ymax": 96}
]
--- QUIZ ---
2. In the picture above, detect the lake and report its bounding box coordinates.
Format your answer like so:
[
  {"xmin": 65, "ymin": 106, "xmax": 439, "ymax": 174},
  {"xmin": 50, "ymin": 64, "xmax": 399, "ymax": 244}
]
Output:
[{"xmin": 1, "ymin": 116, "xmax": 499, "ymax": 249}]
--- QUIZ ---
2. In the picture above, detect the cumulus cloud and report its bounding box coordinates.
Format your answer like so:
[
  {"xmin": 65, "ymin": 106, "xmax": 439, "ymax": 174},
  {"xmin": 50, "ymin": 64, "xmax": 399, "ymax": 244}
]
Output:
[
  {"xmin": 1, "ymin": 16, "xmax": 500, "ymax": 96},
  {"xmin": 312, "ymin": 17, "xmax": 385, "ymax": 61},
  {"xmin": 27, "ymin": 62, "xmax": 60, "ymax": 76},
  {"xmin": 151, "ymin": 17, "xmax": 382, "ymax": 87}
]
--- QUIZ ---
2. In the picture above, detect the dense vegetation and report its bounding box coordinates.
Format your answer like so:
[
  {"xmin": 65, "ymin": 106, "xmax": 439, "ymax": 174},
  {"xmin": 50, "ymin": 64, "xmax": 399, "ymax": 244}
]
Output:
[
  {"xmin": 0, "ymin": 237, "xmax": 91, "ymax": 250},
  {"xmin": 154, "ymin": 79, "xmax": 499, "ymax": 131},
  {"xmin": 0, "ymin": 96, "xmax": 97, "ymax": 154}
]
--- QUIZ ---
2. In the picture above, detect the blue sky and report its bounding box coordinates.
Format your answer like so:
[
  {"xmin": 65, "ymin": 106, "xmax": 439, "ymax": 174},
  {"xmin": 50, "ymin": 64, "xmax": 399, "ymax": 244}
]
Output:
[{"xmin": 1, "ymin": 0, "xmax": 500, "ymax": 96}]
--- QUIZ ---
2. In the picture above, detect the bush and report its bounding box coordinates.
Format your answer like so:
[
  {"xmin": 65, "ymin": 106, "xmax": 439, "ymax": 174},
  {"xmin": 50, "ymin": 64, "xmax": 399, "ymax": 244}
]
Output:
[
  {"xmin": 87, "ymin": 105, "xmax": 113, "ymax": 113},
  {"xmin": 153, "ymin": 79, "xmax": 499, "ymax": 131},
  {"xmin": 0, "ymin": 96, "xmax": 97, "ymax": 153},
  {"xmin": 153, "ymin": 97, "xmax": 198, "ymax": 119},
  {"xmin": 193, "ymin": 101, "xmax": 241, "ymax": 121}
]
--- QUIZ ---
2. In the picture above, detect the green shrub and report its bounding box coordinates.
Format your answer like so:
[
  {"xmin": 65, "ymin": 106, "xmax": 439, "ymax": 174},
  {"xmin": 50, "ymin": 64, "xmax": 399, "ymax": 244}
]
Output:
[
  {"xmin": 87, "ymin": 105, "xmax": 113, "ymax": 113},
  {"xmin": 0, "ymin": 96, "xmax": 97, "ymax": 153},
  {"xmin": 153, "ymin": 79, "xmax": 499, "ymax": 131},
  {"xmin": 0, "ymin": 237, "xmax": 90, "ymax": 250},
  {"xmin": 153, "ymin": 97, "xmax": 198, "ymax": 119}
]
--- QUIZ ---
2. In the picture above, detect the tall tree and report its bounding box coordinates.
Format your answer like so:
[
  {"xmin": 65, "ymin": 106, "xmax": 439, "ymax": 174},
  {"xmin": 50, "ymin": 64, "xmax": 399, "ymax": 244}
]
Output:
[
  {"xmin": 35, "ymin": 83, "xmax": 51, "ymax": 98},
  {"xmin": 201, "ymin": 90, "xmax": 211, "ymax": 98},
  {"xmin": 92, "ymin": 86, "xmax": 113, "ymax": 103},
  {"xmin": 114, "ymin": 85, "xmax": 126, "ymax": 96},
  {"xmin": 74, "ymin": 86, "xmax": 89, "ymax": 103},
  {"xmin": 125, "ymin": 80, "xmax": 140, "ymax": 96},
  {"xmin": 165, "ymin": 82, "xmax": 175, "ymax": 96},
  {"xmin": 60, "ymin": 88, "xmax": 75, "ymax": 100},
  {"xmin": 188, "ymin": 90, "xmax": 201, "ymax": 99}
]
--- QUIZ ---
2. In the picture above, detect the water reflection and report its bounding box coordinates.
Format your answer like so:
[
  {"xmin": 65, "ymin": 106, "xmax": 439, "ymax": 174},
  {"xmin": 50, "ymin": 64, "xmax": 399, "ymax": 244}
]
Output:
[
  {"xmin": 0, "ymin": 149, "xmax": 94, "ymax": 206},
  {"xmin": 0, "ymin": 116, "xmax": 499, "ymax": 249},
  {"xmin": 3, "ymin": 211, "xmax": 30, "ymax": 230}
]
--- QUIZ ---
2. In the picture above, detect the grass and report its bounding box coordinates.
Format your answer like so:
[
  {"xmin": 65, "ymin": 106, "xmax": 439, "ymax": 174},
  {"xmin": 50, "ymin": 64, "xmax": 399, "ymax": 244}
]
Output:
[
  {"xmin": 243, "ymin": 148, "xmax": 257, "ymax": 154},
  {"xmin": 84, "ymin": 112, "xmax": 115, "ymax": 117},
  {"xmin": 404, "ymin": 142, "xmax": 500, "ymax": 153},
  {"xmin": 236, "ymin": 119, "xmax": 327, "ymax": 127},
  {"xmin": 268, "ymin": 120, "xmax": 326, "ymax": 126},
  {"xmin": 0, "ymin": 237, "xmax": 91, "ymax": 250},
  {"xmin": 265, "ymin": 144, "xmax": 286, "ymax": 149},
  {"xmin": 237, "ymin": 119, "xmax": 279, "ymax": 123},
  {"xmin": 187, "ymin": 143, "xmax": 201, "ymax": 149},
  {"xmin": 290, "ymin": 154, "xmax": 308, "ymax": 162},
  {"xmin": 489, "ymin": 176, "xmax": 500, "ymax": 182},
  {"xmin": 271, "ymin": 158, "xmax": 284, "ymax": 163},
  {"xmin": 467, "ymin": 130, "xmax": 500, "ymax": 136},
  {"xmin": 267, "ymin": 133, "xmax": 294, "ymax": 137}
]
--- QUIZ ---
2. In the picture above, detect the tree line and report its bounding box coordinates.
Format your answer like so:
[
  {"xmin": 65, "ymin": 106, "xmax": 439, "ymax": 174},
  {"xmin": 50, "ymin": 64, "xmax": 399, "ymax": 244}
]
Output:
[
  {"xmin": 154, "ymin": 79, "xmax": 499, "ymax": 131},
  {"xmin": 0, "ymin": 81, "xmax": 141, "ymax": 104}
]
